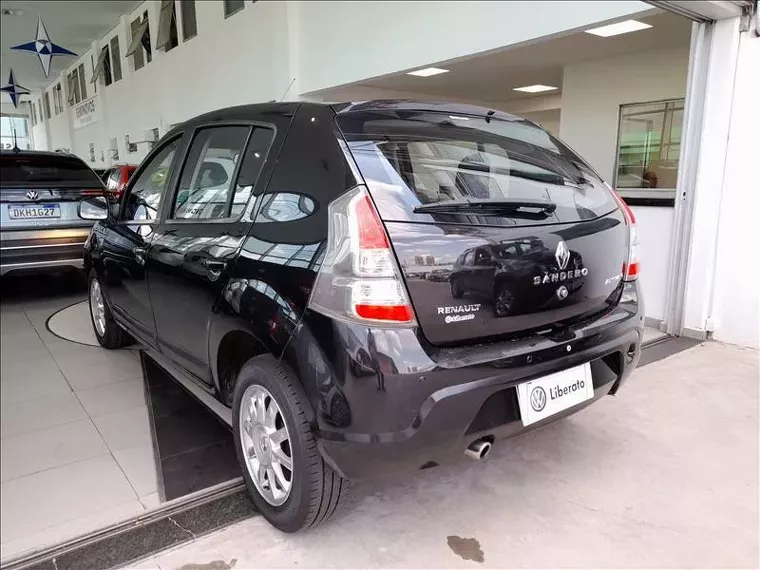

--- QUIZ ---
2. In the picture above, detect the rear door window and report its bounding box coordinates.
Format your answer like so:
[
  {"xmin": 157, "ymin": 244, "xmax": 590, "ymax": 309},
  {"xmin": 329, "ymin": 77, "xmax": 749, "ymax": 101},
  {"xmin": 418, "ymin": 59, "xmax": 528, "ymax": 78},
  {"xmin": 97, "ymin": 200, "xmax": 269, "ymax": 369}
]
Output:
[
  {"xmin": 1, "ymin": 154, "xmax": 102, "ymax": 186},
  {"xmin": 336, "ymin": 111, "xmax": 617, "ymax": 226}
]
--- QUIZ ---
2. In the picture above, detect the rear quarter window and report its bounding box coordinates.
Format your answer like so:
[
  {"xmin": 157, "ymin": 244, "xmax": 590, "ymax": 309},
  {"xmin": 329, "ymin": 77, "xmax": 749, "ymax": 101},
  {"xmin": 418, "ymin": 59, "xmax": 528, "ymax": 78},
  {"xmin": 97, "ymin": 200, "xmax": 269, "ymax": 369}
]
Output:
[{"xmin": 1, "ymin": 154, "xmax": 102, "ymax": 185}]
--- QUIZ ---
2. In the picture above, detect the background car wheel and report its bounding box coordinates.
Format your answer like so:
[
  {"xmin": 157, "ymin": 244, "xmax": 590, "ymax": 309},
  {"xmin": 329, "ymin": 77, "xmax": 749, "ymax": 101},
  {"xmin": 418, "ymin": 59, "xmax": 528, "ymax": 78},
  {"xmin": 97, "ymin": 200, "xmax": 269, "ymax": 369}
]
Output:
[
  {"xmin": 451, "ymin": 280, "xmax": 464, "ymax": 299},
  {"xmin": 233, "ymin": 355, "xmax": 349, "ymax": 533},
  {"xmin": 88, "ymin": 269, "xmax": 132, "ymax": 349}
]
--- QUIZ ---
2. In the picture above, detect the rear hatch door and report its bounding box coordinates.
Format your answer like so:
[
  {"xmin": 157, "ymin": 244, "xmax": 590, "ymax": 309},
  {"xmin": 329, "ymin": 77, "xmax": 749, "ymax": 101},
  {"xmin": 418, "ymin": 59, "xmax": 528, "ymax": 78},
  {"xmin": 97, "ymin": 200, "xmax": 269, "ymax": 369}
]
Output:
[{"xmin": 336, "ymin": 108, "xmax": 628, "ymax": 345}]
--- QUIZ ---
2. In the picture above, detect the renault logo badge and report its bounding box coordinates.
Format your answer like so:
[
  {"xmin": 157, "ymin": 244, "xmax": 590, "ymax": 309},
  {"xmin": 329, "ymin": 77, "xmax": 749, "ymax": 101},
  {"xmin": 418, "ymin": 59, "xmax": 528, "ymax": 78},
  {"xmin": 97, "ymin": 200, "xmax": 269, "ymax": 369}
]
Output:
[{"xmin": 555, "ymin": 240, "xmax": 570, "ymax": 270}]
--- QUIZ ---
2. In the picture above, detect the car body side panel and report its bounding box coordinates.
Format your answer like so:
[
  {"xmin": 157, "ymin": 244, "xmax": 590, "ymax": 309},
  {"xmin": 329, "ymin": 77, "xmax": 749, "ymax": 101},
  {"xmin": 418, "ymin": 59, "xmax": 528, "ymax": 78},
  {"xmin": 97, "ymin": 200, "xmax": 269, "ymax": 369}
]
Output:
[{"xmin": 208, "ymin": 103, "xmax": 358, "ymax": 395}]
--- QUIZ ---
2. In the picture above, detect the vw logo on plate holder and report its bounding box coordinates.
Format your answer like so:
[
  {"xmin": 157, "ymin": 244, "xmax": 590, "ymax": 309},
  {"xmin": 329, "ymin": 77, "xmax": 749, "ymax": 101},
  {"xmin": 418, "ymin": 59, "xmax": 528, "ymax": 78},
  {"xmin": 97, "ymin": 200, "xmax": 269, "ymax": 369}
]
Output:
[
  {"xmin": 26, "ymin": 190, "xmax": 39, "ymax": 200},
  {"xmin": 529, "ymin": 386, "xmax": 547, "ymax": 412}
]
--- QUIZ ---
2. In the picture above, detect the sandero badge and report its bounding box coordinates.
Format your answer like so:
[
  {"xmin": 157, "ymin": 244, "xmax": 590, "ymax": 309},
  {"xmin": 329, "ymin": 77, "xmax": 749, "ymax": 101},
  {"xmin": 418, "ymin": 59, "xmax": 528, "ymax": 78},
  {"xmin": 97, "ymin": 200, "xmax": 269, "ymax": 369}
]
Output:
[{"xmin": 533, "ymin": 241, "xmax": 589, "ymax": 285}]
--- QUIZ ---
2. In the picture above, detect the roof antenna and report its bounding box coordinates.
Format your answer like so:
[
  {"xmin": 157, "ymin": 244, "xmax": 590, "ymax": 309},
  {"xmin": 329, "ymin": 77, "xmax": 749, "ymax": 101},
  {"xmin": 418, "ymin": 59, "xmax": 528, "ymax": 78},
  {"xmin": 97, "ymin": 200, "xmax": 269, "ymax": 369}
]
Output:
[
  {"xmin": 485, "ymin": 109, "xmax": 495, "ymax": 124},
  {"xmin": 279, "ymin": 77, "xmax": 296, "ymax": 102},
  {"xmin": 12, "ymin": 128, "xmax": 20, "ymax": 152}
]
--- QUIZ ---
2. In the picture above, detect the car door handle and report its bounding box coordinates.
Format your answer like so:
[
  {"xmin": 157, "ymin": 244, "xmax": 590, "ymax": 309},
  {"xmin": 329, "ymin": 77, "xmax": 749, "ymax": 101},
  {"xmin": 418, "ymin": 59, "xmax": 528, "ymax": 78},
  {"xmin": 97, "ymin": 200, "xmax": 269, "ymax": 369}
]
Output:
[{"xmin": 201, "ymin": 259, "xmax": 227, "ymax": 271}]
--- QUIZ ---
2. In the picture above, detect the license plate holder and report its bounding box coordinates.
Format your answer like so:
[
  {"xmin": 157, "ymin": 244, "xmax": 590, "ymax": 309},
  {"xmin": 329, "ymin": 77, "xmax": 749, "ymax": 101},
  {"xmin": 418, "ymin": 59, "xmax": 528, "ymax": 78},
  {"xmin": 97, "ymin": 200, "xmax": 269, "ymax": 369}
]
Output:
[
  {"xmin": 8, "ymin": 204, "xmax": 61, "ymax": 220},
  {"xmin": 516, "ymin": 363, "xmax": 594, "ymax": 426}
]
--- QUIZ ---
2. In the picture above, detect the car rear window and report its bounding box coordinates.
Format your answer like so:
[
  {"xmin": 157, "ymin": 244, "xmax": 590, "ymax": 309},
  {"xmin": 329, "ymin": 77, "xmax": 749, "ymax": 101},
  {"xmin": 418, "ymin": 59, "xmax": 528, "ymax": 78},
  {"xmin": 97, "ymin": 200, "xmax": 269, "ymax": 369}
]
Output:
[
  {"xmin": 336, "ymin": 110, "xmax": 617, "ymax": 225},
  {"xmin": 1, "ymin": 154, "xmax": 102, "ymax": 185}
]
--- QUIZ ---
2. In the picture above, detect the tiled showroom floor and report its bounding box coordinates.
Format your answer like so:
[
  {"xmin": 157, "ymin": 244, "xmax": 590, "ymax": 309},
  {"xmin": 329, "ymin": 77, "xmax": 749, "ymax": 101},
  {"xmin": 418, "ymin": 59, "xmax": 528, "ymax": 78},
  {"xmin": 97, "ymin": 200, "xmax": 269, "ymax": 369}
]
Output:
[
  {"xmin": 135, "ymin": 341, "xmax": 759, "ymax": 570},
  {"xmin": 0, "ymin": 274, "xmax": 237, "ymax": 561},
  {"xmin": 0, "ymin": 281, "xmax": 153, "ymax": 559}
]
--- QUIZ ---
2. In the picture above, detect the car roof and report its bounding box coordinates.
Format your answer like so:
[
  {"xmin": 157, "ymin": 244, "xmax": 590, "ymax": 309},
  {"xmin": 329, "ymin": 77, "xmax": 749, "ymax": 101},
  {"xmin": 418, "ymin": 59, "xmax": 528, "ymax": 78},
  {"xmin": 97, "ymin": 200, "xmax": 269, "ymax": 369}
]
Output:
[
  {"xmin": 0, "ymin": 149, "xmax": 82, "ymax": 160},
  {"xmin": 165, "ymin": 99, "xmax": 523, "ymax": 139}
]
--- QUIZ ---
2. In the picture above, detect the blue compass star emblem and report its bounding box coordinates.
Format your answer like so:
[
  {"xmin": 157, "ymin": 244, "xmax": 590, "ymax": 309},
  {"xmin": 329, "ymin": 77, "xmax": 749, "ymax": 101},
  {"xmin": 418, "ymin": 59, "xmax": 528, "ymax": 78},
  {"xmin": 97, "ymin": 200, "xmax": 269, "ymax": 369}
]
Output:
[
  {"xmin": 10, "ymin": 16, "xmax": 77, "ymax": 77},
  {"xmin": 1, "ymin": 70, "xmax": 31, "ymax": 108}
]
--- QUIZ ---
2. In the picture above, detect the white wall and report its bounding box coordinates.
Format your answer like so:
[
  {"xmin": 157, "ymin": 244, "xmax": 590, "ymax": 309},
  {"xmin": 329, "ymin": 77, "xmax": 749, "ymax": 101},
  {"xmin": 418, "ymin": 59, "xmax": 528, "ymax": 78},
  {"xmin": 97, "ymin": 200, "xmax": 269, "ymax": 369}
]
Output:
[
  {"xmin": 559, "ymin": 47, "xmax": 690, "ymax": 182},
  {"xmin": 297, "ymin": 1, "xmax": 654, "ymax": 94},
  {"xmin": 559, "ymin": 46, "xmax": 690, "ymax": 322},
  {"xmin": 708, "ymin": 32, "xmax": 760, "ymax": 348},
  {"xmin": 28, "ymin": 0, "xmax": 291, "ymax": 166}
]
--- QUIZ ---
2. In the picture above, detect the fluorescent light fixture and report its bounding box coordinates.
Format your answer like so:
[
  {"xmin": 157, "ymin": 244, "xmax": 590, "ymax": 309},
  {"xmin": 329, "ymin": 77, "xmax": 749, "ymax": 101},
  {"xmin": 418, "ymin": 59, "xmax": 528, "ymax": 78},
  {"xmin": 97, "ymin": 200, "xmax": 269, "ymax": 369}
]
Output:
[
  {"xmin": 407, "ymin": 67, "xmax": 450, "ymax": 77},
  {"xmin": 513, "ymin": 84, "xmax": 558, "ymax": 93},
  {"xmin": 585, "ymin": 20, "xmax": 652, "ymax": 37}
]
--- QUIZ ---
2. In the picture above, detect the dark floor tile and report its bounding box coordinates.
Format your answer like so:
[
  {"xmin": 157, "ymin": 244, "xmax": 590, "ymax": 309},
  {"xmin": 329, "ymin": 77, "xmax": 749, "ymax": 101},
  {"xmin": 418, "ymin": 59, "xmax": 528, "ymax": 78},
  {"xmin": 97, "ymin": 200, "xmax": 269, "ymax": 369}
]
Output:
[
  {"xmin": 638, "ymin": 336, "xmax": 701, "ymax": 367},
  {"xmin": 161, "ymin": 440, "xmax": 241, "ymax": 501},
  {"xmin": 153, "ymin": 410, "xmax": 231, "ymax": 460}
]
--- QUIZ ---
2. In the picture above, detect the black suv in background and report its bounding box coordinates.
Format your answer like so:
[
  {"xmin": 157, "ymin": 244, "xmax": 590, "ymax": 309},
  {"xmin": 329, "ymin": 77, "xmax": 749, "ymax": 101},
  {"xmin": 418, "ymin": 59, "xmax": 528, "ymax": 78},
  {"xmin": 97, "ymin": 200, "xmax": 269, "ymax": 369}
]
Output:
[{"xmin": 82, "ymin": 101, "xmax": 644, "ymax": 532}]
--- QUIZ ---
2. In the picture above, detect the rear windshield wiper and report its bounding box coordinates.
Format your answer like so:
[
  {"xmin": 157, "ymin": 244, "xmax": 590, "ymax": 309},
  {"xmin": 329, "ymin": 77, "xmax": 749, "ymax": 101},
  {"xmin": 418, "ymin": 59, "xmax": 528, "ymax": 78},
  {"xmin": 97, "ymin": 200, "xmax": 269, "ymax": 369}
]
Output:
[{"xmin": 413, "ymin": 198, "xmax": 557, "ymax": 217}]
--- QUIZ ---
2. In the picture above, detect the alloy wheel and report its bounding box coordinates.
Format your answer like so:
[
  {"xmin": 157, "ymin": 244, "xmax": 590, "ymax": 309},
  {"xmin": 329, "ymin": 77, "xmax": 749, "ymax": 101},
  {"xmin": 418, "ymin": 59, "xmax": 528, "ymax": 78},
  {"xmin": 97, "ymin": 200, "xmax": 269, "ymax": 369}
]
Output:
[
  {"xmin": 239, "ymin": 384, "xmax": 293, "ymax": 506},
  {"xmin": 90, "ymin": 278, "xmax": 106, "ymax": 337}
]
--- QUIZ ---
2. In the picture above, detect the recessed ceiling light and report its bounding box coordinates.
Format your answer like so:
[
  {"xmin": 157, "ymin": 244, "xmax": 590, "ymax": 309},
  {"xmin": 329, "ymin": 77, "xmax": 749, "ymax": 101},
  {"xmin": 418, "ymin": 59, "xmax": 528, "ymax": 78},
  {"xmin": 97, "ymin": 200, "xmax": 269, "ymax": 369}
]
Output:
[
  {"xmin": 406, "ymin": 67, "xmax": 450, "ymax": 77},
  {"xmin": 585, "ymin": 20, "xmax": 652, "ymax": 37},
  {"xmin": 513, "ymin": 84, "xmax": 558, "ymax": 93}
]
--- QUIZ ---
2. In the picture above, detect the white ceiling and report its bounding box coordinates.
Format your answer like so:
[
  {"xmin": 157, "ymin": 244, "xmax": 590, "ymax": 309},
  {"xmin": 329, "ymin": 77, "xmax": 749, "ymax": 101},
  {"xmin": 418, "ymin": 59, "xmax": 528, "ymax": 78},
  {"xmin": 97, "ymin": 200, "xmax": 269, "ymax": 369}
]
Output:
[
  {"xmin": 1, "ymin": 1, "xmax": 139, "ymax": 93},
  {"xmin": 355, "ymin": 12, "xmax": 692, "ymax": 103}
]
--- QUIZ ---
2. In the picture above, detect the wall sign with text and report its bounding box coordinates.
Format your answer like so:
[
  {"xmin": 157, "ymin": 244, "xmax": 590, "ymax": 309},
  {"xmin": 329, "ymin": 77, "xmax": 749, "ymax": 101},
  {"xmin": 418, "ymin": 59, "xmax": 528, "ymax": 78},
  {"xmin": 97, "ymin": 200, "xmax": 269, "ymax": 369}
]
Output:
[{"xmin": 73, "ymin": 96, "xmax": 100, "ymax": 130}]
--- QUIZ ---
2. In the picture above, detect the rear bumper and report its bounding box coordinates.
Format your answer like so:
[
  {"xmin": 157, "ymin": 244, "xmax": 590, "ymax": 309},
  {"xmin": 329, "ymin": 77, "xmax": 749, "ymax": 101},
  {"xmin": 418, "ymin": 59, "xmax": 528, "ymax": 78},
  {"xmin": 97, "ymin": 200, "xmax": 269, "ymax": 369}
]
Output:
[
  {"xmin": 287, "ymin": 283, "xmax": 644, "ymax": 480},
  {"xmin": 0, "ymin": 227, "xmax": 91, "ymax": 276}
]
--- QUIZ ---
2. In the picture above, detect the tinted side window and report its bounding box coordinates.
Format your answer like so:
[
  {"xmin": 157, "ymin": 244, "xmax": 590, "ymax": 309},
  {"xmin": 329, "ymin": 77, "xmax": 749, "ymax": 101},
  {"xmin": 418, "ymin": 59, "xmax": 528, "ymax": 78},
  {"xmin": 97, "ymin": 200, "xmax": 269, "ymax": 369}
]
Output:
[
  {"xmin": 172, "ymin": 126, "xmax": 249, "ymax": 220},
  {"xmin": 122, "ymin": 138, "xmax": 180, "ymax": 223},
  {"xmin": 231, "ymin": 127, "xmax": 275, "ymax": 217}
]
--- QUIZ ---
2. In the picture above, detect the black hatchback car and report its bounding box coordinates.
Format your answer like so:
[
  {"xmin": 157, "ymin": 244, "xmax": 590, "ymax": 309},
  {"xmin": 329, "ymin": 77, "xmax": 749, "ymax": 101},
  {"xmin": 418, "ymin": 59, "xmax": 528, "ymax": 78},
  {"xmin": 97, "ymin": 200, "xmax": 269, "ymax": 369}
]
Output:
[{"xmin": 82, "ymin": 100, "xmax": 644, "ymax": 532}]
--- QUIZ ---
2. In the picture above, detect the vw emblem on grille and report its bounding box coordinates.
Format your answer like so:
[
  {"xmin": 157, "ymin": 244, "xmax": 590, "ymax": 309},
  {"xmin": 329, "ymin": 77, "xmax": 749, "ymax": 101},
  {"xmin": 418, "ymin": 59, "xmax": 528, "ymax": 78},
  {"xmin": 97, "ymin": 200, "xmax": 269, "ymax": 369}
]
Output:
[
  {"xmin": 555, "ymin": 240, "xmax": 570, "ymax": 270},
  {"xmin": 26, "ymin": 190, "xmax": 39, "ymax": 200},
  {"xmin": 529, "ymin": 386, "xmax": 547, "ymax": 412}
]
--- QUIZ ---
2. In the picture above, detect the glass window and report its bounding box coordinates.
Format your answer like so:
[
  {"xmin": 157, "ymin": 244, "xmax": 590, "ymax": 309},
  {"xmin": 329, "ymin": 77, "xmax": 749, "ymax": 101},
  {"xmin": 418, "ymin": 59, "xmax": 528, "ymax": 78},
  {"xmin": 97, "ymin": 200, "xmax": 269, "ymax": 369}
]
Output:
[
  {"xmin": 181, "ymin": 0, "xmax": 197, "ymax": 41},
  {"xmin": 142, "ymin": 11, "xmax": 153, "ymax": 63},
  {"xmin": 110, "ymin": 36, "xmax": 122, "ymax": 82},
  {"xmin": 230, "ymin": 127, "xmax": 275, "ymax": 216},
  {"xmin": 615, "ymin": 99, "xmax": 684, "ymax": 195},
  {"xmin": 78, "ymin": 63, "xmax": 87, "ymax": 100},
  {"xmin": 223, "ymin": 0, "xmax": 244, "ymax": 17},
  {"xmin": 71, "ymin": 68, "xmax": 81, "ymax": 103},
  {"xmin": 172, "ymin": 127, "xmax": 250, "ymax": 220},
  {"xmin": 122, "ymin": 138, "xmax": 180, "ymax": 223},
  {"xmin": 31, "ymin": 102, "xmax": 37, "ymax": 125},
  {"xmin": 128, "ymin": 16, "xmax": 151, "ymax": 70},
  {"xmin": 1, "ymin": 153, "xmax": 101, "ymax": 184},
  {"xmin": 43, "ymin": 92, "xmax": 51, "ymax": 119},
  {"xmin": 157, "ymin": 0, "xmax": 179, "ymax": 51},
  {"xmin": 339, "ymin": 111, "xmax": 617, "ymax": 226}
]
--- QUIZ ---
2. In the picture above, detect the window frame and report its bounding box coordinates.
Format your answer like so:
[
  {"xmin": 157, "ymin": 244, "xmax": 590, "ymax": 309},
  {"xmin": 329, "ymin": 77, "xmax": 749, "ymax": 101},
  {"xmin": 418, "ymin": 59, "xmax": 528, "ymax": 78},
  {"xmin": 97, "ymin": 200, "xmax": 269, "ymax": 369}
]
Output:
[
  {"xmin": 612, "ymin": 97, "xmax": 684, "ymax": 207},
  {"xmin": 118, "ymin": 134, "xmax": 185, "ymax": 226},
  {"xmin": 223, "ymin": 0, "xmax": 245, "ymax": 18},
  {"xmin": 110, "ymin": 36, "xmax": 122, "ymax": 82},
  {"xmin": 163, "ymin": 121, "xmax": 277, "ymax": 226},
  {"xmin": 78, "ymin": 63, "xmax": 87, "ymax": 100},
  {"xmin": 156, "ymin": 0, "xmax": 179, "ymax": 52},
  {"xmin": 127, "ymin": 15, "xmax": 150, "ymax": 70},
  {"xmin": 43, "ymin": 91, "xmax": 52, "ymax": 120},
  {"xmin": 180, "ymin": 0, "xmax": 197, "ymax": 41}
]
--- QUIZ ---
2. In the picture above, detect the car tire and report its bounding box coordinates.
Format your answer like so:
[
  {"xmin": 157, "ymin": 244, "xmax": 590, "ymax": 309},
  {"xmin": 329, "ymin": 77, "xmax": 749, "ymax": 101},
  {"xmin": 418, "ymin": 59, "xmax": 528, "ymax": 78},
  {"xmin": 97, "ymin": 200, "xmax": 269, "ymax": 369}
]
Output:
[
  {"xmin": 451, "ymin": 280, "xmax": 464, "ymax": 299},
  {"xmin": 233, "ymin": 355, "xmax": 349, "ymax": 533},
  {"xmin": 88, "ymin": 269, "xmax": 132, "ymax": 349}
]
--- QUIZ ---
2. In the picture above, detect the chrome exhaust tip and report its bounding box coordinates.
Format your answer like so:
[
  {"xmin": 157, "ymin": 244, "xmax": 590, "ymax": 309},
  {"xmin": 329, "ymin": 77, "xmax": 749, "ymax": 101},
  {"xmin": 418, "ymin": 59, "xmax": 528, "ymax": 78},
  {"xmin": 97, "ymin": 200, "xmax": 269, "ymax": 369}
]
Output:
[{"xmin": 465, "ymin": 439, "xmax": 492, "ymax": 460}]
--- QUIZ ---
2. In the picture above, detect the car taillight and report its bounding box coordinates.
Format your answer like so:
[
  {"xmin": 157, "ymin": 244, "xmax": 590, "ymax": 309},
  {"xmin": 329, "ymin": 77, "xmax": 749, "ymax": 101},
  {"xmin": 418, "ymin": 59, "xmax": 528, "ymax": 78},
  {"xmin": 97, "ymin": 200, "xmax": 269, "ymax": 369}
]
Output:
[
  {"xmin": 612, "ymin": 190, "xmax": 639, "ymax": 281},
  {"xmin": 308, "ymin": 186, "xmax": 416, "ymax": 325}
]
